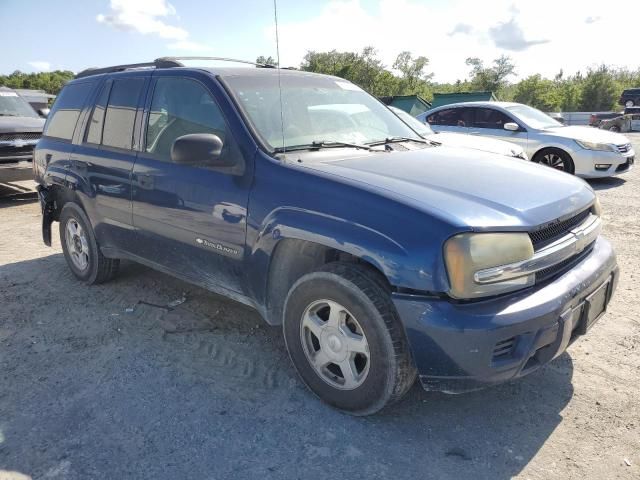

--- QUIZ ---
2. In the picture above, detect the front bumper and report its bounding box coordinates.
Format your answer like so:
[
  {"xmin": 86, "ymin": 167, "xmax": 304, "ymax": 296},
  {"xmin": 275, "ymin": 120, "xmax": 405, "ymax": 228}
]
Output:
[
  {"xmin": 573, "ymin": 148, "xmax": 635, "ymax": 178},
  {"xmin": 393, "ymin": 236, "xmax": 618, "ymax": 393}
]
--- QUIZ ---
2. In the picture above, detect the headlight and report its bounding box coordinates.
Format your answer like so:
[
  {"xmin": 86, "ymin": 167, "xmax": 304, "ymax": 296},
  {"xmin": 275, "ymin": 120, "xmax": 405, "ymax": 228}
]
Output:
[
  {"xmin": 575, "ymin": 140, "xmax": 616, "ymax": 152},
  {"xmin": 592, "ymin": 196, "xmax": 602, "ymax": 216},
  {"xmin": 444, "ymin": 233, "xmax": 534, "ymax": 299}
]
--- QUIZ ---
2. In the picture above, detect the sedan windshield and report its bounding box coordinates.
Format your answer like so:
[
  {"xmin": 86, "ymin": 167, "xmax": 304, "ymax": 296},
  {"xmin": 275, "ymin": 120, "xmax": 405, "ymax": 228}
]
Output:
[
  {"xmin": 0, "ymin": 90, "xmax": 39, "ymax": 118},
  {"xmin": 223, "ymin": 72, "xmax": 421, "ymax": 151},
  {"xmin": 389, "ymin": 106, "xmax": 434, "ymax": 137},
  {"xmin": 506, "ymin": 104, "xmax": 562, "ymax": 129}
]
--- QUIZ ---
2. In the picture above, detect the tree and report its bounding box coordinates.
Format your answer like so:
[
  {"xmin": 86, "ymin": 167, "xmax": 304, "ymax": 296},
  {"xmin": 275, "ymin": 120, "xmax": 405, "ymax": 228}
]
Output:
[
  {"xmin": 465, "ymin": 55, "xmax": 516, "ymax": 93},
  {"xmin": 579, "ymin": 65, "xmax": 619, "ymax": 111},
  {"xmin": 0, "ymin": 70, "xmax": 75, "ymax": 95},
  {"xmin": 392, "ymin": 51, "xmax": 433, "ymax": 95},
  {"xmin": 513, "ymin": 74, "xmax": 561, "ymax": 111},
  {"xmin": 256, "ymin": 55, "xmax": 276, "ymax": 66}
]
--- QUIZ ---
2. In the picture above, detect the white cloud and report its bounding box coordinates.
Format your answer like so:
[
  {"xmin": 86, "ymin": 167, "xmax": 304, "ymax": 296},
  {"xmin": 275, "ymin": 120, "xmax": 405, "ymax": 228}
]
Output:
[
  {"xmin": 268, "ymin": 0, "xmax": 640, "ymax": 83},
  {"xmin": 28, "ymin": 61, "xmax": 51, "ymax": 71},
  {"xmin": 97, "ymin": 0, "xmax": 207, "ymax": 51}
]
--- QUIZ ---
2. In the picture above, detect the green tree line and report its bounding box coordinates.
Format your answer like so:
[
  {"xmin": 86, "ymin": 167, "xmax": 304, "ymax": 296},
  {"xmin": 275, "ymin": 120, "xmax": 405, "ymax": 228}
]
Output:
[
  {"xmin": 277, "ymin": 48, "xmax": 639, "ymax": 112},
  {"xmin": 0, "ymin": 70, "xmax": 75, "ymax": 95},
  {"xmin": 3, "ymin": 50, "xmax": 639, "ymax": 111}
]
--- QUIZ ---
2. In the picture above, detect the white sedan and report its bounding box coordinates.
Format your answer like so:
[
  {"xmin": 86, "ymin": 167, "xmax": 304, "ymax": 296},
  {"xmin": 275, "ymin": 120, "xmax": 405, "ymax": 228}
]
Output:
[
  {"xmin": 389, "ymin": 106, "xmax": 527, "ymax": 160},
  {"xmin": 417, "ymin": 102, "xmax": 635, "ymax": 178}
]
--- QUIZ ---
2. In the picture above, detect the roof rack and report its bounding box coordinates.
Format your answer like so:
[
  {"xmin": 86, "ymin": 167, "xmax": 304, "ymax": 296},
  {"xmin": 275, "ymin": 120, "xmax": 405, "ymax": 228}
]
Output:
[{"xmin": 75, "ymin": 56, "xmax": 276, "ymax": 79}]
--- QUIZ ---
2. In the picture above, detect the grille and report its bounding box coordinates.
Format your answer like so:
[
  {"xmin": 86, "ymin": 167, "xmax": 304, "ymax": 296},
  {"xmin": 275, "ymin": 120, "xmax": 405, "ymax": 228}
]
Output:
[
  {"xmin": 528, "ymin": 208, "xmax": 591, "ymax": 249},
  {"xmin": 492, "ymin": 337, "xmax": 517, "ymax": 361},
  {"xmin": 0, "ymin": 132, "xmax": 41, "ymax": 142},
  {"xmin": 535, "ymin": 244, "xmax": 593, "ymax": 283},
  {"xmin": 616, "ymin": 143, "xmax": 632, "ymax": 154}
]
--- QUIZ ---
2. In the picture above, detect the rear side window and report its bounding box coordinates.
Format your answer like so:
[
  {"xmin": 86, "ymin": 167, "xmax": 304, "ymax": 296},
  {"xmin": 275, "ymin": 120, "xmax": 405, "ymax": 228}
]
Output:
[
  {"xmin": 44, "ymin": 82, "xmax": 93, "ymax": 140},
  {"xmin": 427, "ymin": 108, "xmax": 470, "ymax": 127},
  {"xmin": 145, "ymin": 77, "xmax": 235, "ymax": 166},
  {"xmin": 102, "ymin": 78, "xmax": 145, "ymax": 150}
]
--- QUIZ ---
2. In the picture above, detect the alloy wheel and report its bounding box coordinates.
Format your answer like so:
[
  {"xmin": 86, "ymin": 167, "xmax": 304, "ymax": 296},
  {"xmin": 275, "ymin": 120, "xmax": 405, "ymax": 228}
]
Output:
[
  {"xmin": 541, "ymin": 152, "xmax": 567, "ymax": 171},
  {"xmin": 65, "ymin": 218, "xmax": 90, "ymax": 271},
  {"xmin": 300, "ymin": 299, "xmax": 370, "ymax": 390}
]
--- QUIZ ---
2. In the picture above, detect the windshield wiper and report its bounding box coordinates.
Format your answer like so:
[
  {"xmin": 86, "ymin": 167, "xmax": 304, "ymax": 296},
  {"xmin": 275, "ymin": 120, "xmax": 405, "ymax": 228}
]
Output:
[
  {"xmin": 367, "ymin": 136, "xmax": 430, "ymax": 146},
  {"xmin": 274, "ymin": 140, "xmax": 372, "ymax": 153},
  {"xmin": 0, "ymin": 113, "xmax": 20, "ymax": 117}
]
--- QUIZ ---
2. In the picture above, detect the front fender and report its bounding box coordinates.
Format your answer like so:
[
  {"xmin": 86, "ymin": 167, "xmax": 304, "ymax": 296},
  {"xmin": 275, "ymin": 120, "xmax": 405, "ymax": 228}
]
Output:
[{"xmin": 254, "ymin": 206, "xmax": 409, "ymax": 284}]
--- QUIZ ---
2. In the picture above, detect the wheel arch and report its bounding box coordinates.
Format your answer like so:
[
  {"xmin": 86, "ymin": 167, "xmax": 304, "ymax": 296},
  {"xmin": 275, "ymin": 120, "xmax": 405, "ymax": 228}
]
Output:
[{"xmin": 261, "ymin": 237, "xmax": 392, "ymax": 325}]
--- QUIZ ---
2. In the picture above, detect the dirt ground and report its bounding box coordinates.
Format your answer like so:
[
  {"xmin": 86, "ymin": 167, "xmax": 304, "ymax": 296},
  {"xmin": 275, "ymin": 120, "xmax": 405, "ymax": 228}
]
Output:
[{"xmin": 1, "ymin": 135, "xmax": 639, "ymax": 480}]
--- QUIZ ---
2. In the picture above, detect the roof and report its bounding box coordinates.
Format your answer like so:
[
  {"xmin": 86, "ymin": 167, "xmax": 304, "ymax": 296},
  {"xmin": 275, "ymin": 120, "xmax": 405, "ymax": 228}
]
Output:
[
  {"xmin": 14, "ymin": 88, "xmax": 57, "ymax": 101},
  {"xmin": 428, "ymin": 101, "xmax": 520, "ymax": 111},
  {"xmin": 430, "ymin": 91, "xmax": 497, "ymax": 108},
  {"xmin": 378, "ymin": 95, "xmax": 431, "ymax": 116}
]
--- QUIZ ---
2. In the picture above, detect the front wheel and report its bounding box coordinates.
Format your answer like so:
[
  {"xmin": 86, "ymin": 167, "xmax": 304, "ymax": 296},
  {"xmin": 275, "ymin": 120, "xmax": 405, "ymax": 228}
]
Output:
[
  {"xmin": 533, "ymin": 148, "xmax": 575, "ymax": 175},
  {"xmin": 283, "ymin": 263, "xmax": 416, "ymax": 415},
  {"xmin": 625, "ymin": 100, "xmax": 635, "ymax": 108}
]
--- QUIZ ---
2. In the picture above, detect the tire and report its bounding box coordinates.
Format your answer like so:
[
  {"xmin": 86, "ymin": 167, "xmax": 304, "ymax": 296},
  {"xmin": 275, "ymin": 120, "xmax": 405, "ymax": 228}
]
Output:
[
  {"xmin": 625, "ymin": 100, "xmax": 635, "ymax": 108},
  {"xmin": 283, "ymin": 262, "xmax": 417, "ymax": 415},
  {"xmin": 59, "ymin": 203, "xmax": 119, "ymax": 284},
  {"xmin": 610, "ymin": 125, "xmax": 621, "ymax": 133},
  {"xmin": 533, "ymin": 148, "xmax": 575, "ymax": 175}
]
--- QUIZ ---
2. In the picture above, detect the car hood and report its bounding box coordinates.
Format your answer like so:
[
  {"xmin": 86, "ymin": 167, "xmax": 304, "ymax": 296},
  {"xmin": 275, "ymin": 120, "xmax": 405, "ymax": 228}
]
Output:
[
  {"xmin": 0, "ymin": 116, "xmax": 45, "ymax": 133},
  {"xmin": 302, "ymin": 146, "xmax": 594, "ymax": 229},
  {"xmin": 543, "ymin": 125, "xmax": 630, "ymax": 144},
  {"xmin": 427, "ymin": 132, "xmax": 524, "ymax": 157}
]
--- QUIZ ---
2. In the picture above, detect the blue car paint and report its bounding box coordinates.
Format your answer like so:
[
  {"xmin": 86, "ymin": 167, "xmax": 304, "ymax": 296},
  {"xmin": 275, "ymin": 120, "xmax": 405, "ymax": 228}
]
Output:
[{"xmin": 35, "ymin": 67, "xmax": 618, "ymax": 393}]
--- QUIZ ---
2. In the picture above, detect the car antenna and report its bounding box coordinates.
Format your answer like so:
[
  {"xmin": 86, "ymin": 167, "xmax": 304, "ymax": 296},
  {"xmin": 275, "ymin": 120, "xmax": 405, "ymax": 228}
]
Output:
[{"xmin": 274, "ymin": 0, "xmax": 286, "ymax": 154}]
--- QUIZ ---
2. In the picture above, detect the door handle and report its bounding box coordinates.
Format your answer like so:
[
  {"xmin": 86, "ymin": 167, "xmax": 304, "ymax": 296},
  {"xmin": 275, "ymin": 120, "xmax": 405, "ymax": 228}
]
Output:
[
  {"xmin": 45, "ymin": 153, "xmax": 52, "ymax": 163},
  {"xmin": 470, "ymin": 131, "xmax": 481, "ymax": 135}
]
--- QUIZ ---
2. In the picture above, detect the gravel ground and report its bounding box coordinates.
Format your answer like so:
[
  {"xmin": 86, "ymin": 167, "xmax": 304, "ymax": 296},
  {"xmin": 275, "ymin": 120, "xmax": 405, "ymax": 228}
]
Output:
[{"xmin": 1, "ymin": 135, "xmax": 639, "ymax": 480}]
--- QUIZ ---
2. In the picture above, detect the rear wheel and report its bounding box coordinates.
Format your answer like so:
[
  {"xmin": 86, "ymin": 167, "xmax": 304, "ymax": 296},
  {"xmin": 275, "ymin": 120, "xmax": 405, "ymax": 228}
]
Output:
[
  {"xmin": 59, "ymin": 203, "xmax": 119, "ymax": 284},
  {"xmin": 610, "ymin": 125, "xmax": 621, "ymax": 133},
  {"xmin": 283, "ymin": 262, "xmax": 416, "ymax": 415},
  {"xmin": 533, "ymin": 148, "xmax": 575, "ymax": 175}
]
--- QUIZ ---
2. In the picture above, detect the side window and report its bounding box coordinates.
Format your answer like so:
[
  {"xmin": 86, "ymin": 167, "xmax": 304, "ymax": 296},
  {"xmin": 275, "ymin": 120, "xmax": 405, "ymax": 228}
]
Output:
[
  {"xmin": 427, "ymin": 108, "xmax": 469, "ymax": 127},
  {"xmin": 472, "ymin": 108, "xmax": 514, "ymax": 129},
  {"xmin": 102, "ymin": 78, "xmax": 145, "ymax": 150},
  {"xmin": 86, "ymin": 81, "xmax": 111, "ymax": 145},
  {"xmin": 145, "ymin": 77, "xmax": 234, "ymax": 166},
  {"xmin": 44, "ymin": 82, "xmax": 93, "ymax": 140}
]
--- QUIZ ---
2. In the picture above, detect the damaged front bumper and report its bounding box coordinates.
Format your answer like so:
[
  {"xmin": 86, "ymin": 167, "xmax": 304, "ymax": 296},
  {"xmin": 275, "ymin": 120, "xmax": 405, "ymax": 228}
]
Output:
[{"xmin": 392, "ymin": 236, "xmax": 618, "ymax": 393}]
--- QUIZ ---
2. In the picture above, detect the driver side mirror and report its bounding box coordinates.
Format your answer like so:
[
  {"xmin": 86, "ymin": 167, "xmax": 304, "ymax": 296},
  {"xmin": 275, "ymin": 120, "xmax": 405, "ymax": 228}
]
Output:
[
  {"xmin": 171, "ymin": 133, "xmax": 232, "ymax": 167},
  {"xmin": 504, "ymin": 122, "xmax": 519, "ymax": 132},
  {"xmin": 38, "ymin": 108, "xmax": 50, "ymax": 118}
]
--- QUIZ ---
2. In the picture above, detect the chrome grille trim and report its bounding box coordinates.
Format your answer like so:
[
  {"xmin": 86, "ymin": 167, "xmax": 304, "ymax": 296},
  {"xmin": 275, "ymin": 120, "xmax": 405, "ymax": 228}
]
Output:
[
  {"xmin": 616, "ymin": 143, "xmax": 632, "ymax": 154},
  {"xmin": 474, "ymin": 214, "xmax": 601, "ymax": 285}
]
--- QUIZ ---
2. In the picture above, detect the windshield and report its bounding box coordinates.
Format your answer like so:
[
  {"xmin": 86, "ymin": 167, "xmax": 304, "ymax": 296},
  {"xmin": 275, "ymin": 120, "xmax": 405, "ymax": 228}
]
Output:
[
  {"xmin": 389, "ymin": 106, "xmax": 434, "ymax": 137},
  {"xmin": 506, "ymin": 104, "xmax": 562, "ymax": 129},
  {"xmin": 224, "ymin": 73, "xmax": 421, "ymax": 150},
  {"xmin": 0, "ymin": 90, "xmax": 39, "ymax": 118}
]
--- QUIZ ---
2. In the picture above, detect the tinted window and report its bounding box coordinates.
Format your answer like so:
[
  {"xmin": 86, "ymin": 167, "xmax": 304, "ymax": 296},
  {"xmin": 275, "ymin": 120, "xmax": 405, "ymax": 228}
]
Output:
[
  {"xmin": 102, "ymin": 78, "xmax": 144, "ymax": 150},
  {"xmin": 472, "ymin": 108, "xmax": 514, "ymax": 129},
  {"xmin": 86, "ymin": 81, "xmax": 111, "ymax": 145},
  {"xmin": 427, "ymin": 108, "xmax": 470, "ymax": 127},
  {"xmin": 146, "ymin": 77, "xmax": 235, "ymax": 166},
  {"xmin": 44, "ymin": 82, "xmax": 93, "ymax": 140}
]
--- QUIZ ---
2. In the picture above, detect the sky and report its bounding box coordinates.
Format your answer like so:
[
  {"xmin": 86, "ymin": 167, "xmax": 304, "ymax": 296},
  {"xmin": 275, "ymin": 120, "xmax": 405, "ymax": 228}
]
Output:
[{"xmin": 0, "ymin": 0, "xmax": 638, "ymax": 83}]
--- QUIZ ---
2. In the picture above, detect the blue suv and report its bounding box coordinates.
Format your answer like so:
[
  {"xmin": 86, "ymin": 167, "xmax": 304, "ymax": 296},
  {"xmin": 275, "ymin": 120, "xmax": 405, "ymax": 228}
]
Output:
[{"xmin": 35, "ymin": 58, "xmax": 618, "ymax": 415}]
